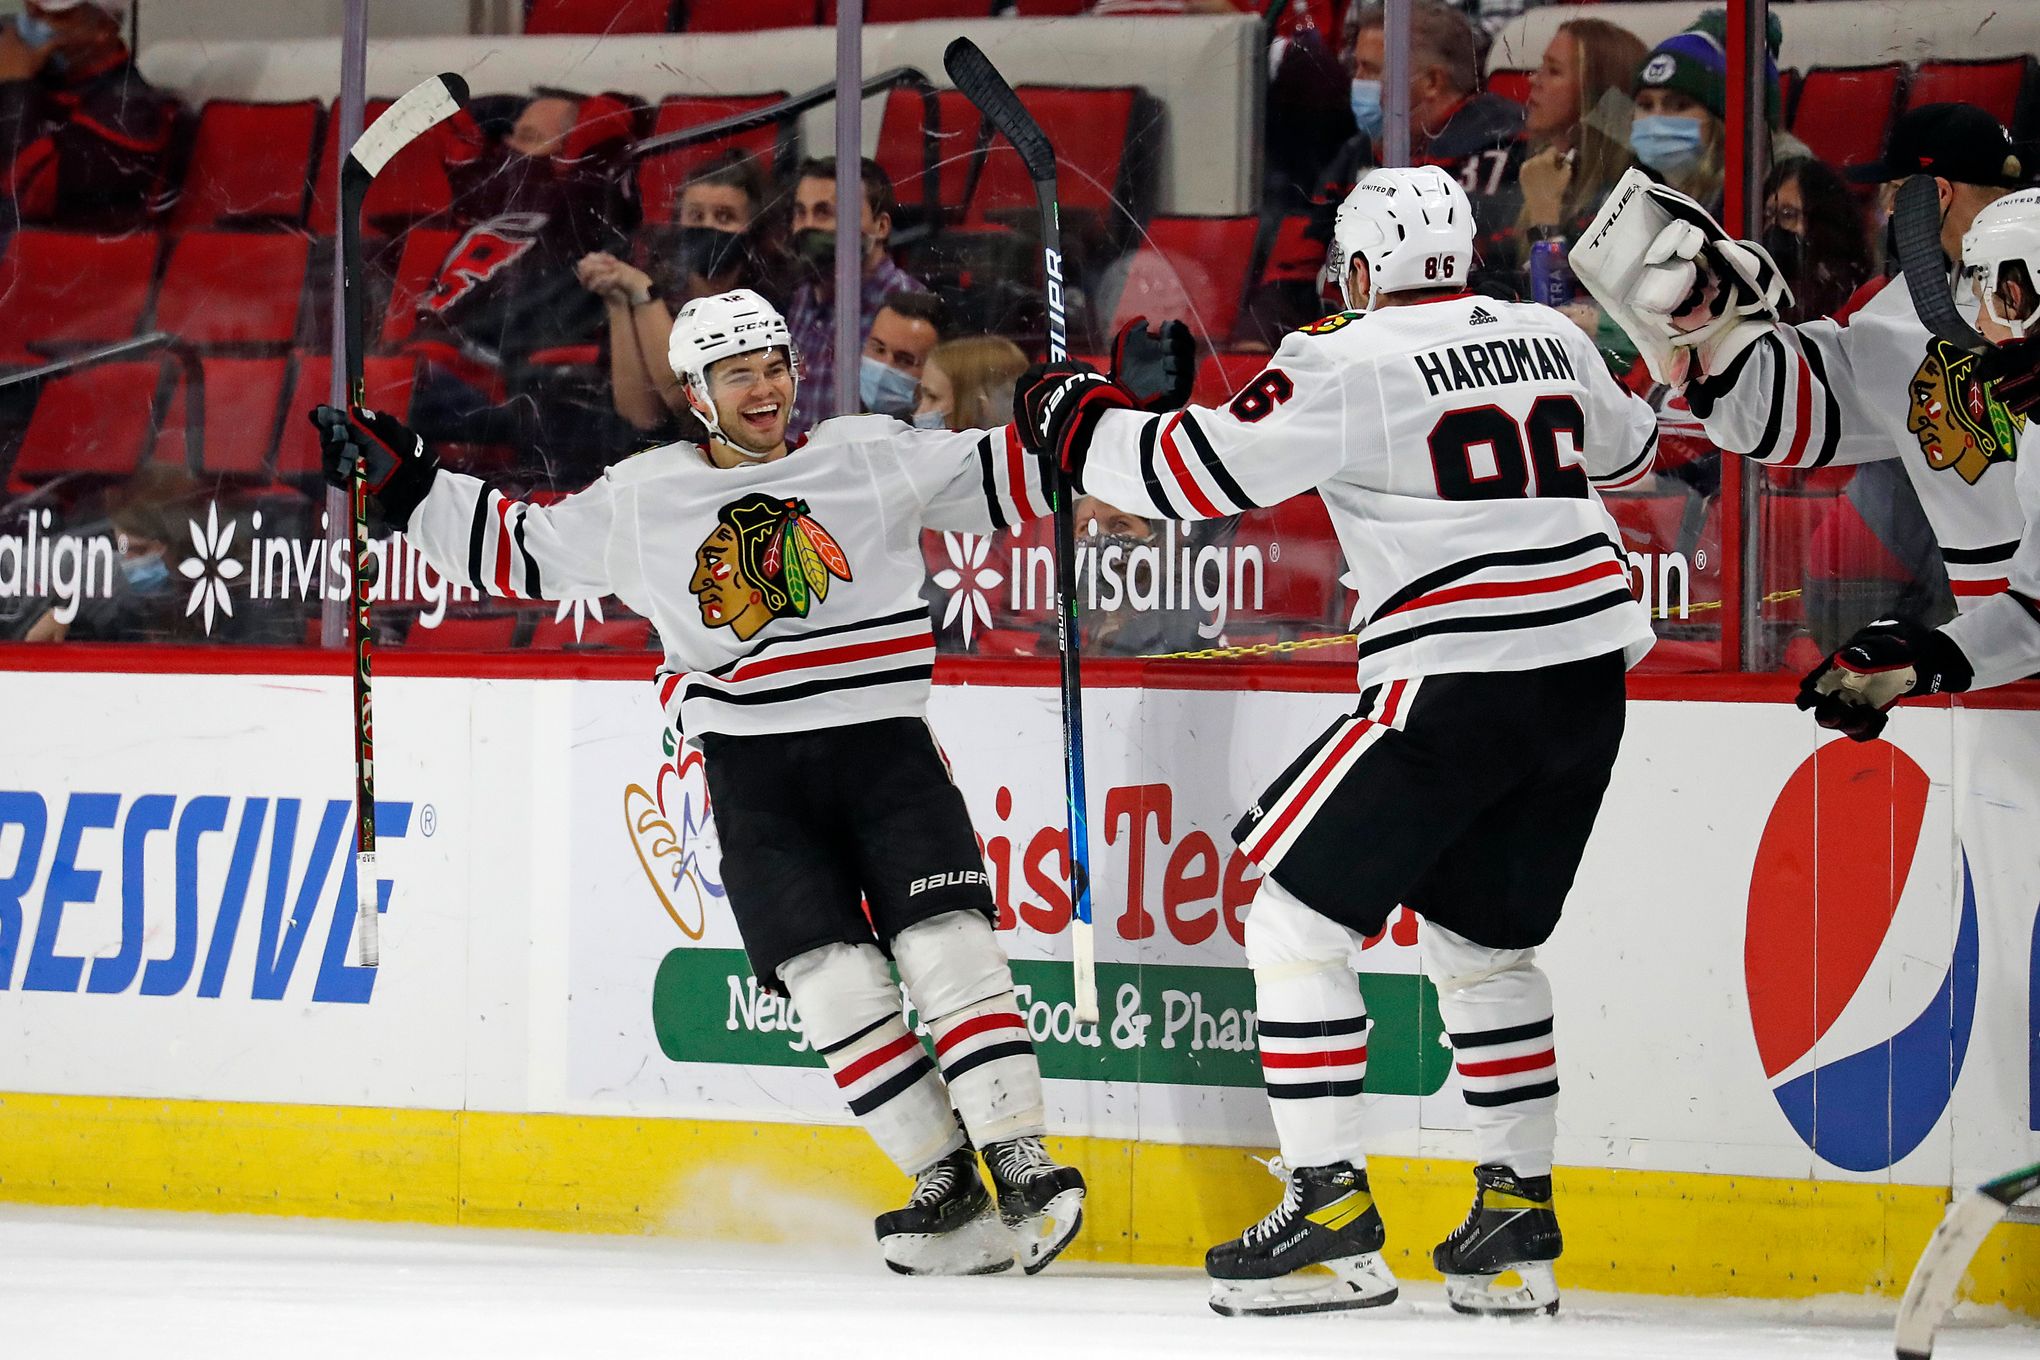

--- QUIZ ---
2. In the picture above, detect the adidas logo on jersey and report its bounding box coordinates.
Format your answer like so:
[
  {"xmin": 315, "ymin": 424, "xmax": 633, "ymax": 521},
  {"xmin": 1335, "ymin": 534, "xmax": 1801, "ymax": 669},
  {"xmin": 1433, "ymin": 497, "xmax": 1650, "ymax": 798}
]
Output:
[{"xmin": 1469, "ymin": 305, "xmax": 1497, "ymax": 325}]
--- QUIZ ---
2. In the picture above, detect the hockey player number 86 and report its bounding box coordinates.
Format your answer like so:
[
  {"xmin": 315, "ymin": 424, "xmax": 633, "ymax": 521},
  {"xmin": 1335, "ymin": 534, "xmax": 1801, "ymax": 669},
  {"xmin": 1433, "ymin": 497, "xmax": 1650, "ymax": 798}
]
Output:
[{"xmin": 1427, "ymin": 395, "xmax": 1589, "ymax": 501}]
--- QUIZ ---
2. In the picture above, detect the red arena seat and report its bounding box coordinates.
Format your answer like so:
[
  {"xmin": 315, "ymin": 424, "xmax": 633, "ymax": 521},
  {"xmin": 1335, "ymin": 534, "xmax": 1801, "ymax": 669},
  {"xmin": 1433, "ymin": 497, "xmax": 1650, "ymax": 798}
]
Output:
[
  {"xmin": 682, "ymin": 0, "xmax": 814, "ymax": 31},
  {"xmin": 875, "ymin": 87, "xmax": 982, "ymax": 219},
  {"xmin": 309, "ymin": 98, "xmax": 458, "ymax": 236},
  {"xmin": 1485, "ymin": 70, "xmax": 1531, "ymax": 106},
  {"xmin": 9, "ymin": 359, "xmax": 167, "ymax": 490},
  {"xmin": 0, "ymin": 229, "xmax": 161, "ymax": 367},
  {"xmin": 1109, "ymin": 215, "xmax": 1260, "ymax": 344},
  {"xmin": 825, "ymin": 0, "xmax": 990, "ymax": 19},
  {"xmin": 1905, "ymin": 57, "xmax": 2035, "ymax": 133},
  {"xmin": 966, "ymin": 86, "xmax": 1151, "ymax": 224},
  {"xmin": 636, "ymin": 94, "xmax": 786, "ymax": 224},
  {"xmin": 524, "ymin": 0, "xmax": 673, "ymax": 34},
  {"xmin": 274, "ymin": 353, "xmax": 418, "ymax": 480},
  {"xmin": 153, "ymin": 231, "xmax": 310, "ymax": 349},
  {"xmin": 153, "ymin": 356, "xmax": 291, "ymax": 482},
  {"xmin": 377, "ymin": 227, "xmax": 463, "ymax": 349},
  {"xmin": 1791, "ymin": 64, "xmax": 1903, "ymax": 179},
  {"xmin": 170, "ymin": 99, "xmax": 323, "ymax": 229}
]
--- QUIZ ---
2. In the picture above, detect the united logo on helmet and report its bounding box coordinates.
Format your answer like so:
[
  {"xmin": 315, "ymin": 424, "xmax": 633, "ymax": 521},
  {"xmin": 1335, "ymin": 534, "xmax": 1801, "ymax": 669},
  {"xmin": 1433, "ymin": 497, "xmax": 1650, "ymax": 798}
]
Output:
[{"xmin": 689, "ymin": 493, "xmax": 851, "ymax": 640}]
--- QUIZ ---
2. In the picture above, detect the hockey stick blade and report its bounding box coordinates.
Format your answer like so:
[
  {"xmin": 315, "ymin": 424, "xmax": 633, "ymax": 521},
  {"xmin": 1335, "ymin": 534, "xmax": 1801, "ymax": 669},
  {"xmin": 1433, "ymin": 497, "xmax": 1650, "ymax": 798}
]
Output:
[
  {"xmin": 1893, "ymin": 1161, "xmax": 2040, "ymax": 1359},
  {"xmin": 1894, "ymin": 174, "xmax": 1989, "ymax": 356},
  {"xmin": 944, "ymin": 39, "xmax": 1054, "ymax": 186},
  {"xmin": 348, "ymin": 72, "xmax": 470, "ymax": 180}
]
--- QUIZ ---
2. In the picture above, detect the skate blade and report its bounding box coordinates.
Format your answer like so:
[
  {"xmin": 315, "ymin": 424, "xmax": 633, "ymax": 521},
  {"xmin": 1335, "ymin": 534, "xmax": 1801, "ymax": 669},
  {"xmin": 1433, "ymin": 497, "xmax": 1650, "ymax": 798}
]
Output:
[
  {"xmin": 1008, "ymin": 1187, "xmax": 1086, "ymax": 1276},
  {"xmin": 1208, "ymin": 1253, "xmax": 1400, "ymax": 1317},
  {"xmin": 1443, "ymin": 1263, "xmax": 1559, "ymax": 1317},
  {"xmin": 881, "ymin": 1207, "xmax": 1017, "ymax": 1278}
]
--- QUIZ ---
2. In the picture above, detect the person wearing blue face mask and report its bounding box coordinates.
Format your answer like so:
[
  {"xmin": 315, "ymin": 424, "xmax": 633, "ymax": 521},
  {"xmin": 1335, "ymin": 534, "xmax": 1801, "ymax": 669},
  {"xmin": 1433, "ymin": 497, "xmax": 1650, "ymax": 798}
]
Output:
[
  {"xmin": 19, "ymin": 463, "xmax": 196, "ymax": 643},
  {"xmin": 1628, "ymin": 9, "xmax": 1805, "ymax": 214},
  {"xmin": 860, "ymin": 293, "xmax": 944, "ymax": 419},
  {"xmin": 0, "ymin": 0, "xmax": 172, "ymax": 232},
  {"xmin": 1310, "ymin": 3, "xmax": 1525, "ymax": 297}
]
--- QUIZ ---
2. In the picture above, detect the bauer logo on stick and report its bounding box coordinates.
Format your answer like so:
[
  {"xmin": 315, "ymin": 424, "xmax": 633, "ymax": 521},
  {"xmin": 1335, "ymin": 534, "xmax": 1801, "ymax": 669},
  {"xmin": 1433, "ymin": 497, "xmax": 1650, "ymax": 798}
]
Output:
[{"xmin": 688, "ymin": 493, "xmax": 851, "ymax": 640}]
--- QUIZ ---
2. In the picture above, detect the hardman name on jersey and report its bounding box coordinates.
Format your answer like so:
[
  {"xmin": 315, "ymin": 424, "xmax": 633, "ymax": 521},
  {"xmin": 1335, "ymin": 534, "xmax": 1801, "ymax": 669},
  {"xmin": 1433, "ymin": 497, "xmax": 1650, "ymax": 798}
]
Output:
[{"xmin": 1413, "ymin": 329, "xmax": 1579, "ymax": 398}]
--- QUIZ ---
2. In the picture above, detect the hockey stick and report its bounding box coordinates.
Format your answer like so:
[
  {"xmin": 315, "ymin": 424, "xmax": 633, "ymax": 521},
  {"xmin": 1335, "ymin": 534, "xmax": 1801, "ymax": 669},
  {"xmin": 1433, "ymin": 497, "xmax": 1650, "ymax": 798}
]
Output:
[
  {"xmin": 1894, "ymin": 1161, "xmax": 2040, "ymax": 1359},
  {"xmin": 1893, "ymin": 174, "xmax": 1990, "ymax": 356},
  {"xmin": 338, "ymin": 72, "xmax": 470, "ymax": 968},
  {"xmin": 943, "ymin": 38, "xmax": 1099, "ymax": 1026}
]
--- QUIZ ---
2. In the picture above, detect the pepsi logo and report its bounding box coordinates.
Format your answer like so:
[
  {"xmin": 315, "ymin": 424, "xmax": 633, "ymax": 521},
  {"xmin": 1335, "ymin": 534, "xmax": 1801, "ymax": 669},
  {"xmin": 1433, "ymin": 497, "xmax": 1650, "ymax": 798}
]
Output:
[{"xmin": 1745, "ymin": 741, "xmax": 1978, "ymax": 1172}]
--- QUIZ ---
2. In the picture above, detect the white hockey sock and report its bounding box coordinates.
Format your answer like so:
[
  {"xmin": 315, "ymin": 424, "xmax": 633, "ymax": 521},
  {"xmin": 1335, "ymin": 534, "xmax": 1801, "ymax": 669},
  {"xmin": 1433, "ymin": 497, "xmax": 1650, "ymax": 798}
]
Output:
[
  {"xmin": 781, "ymin": 941, "xmax": 962, "ymax": 1175},
  {"xmin": 1248, "ymin": 878, "xmax": 1371, "ymax": 1170},
  {"xmin": 1422, "ymin": 920, "xmax": 1558, "ymax": 1179},
  {"xmin": 894, "ymin": 912, "xmax": 1046, "ymax": 1146}
]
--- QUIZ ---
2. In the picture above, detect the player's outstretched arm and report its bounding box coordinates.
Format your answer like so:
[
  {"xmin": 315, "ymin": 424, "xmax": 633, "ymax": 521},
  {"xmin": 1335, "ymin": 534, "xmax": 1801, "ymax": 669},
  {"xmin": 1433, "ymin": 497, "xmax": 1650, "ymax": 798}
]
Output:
[
  {"xmin": 310, "ymin": 404, "xmax": 616, "ymax": 602},
  {"xmin": 1015, "ymin": 333, "xmax": 1350, "ymax": 522}
]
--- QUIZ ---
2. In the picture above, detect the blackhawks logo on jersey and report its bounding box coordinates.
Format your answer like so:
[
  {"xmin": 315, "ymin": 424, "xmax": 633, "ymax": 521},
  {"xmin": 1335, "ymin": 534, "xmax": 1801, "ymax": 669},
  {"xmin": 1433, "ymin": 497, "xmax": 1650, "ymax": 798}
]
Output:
[
  {"xmin": 1300, "ymin": 310, "xmax": 1359, "ymax": 336},
  {"xmin": 1906, "ymin": 337, "xmax": 2024, "ymax": 485},
  {"xmin": 689, "ymin": 493, "xmax": 852, "ymax": 641}
]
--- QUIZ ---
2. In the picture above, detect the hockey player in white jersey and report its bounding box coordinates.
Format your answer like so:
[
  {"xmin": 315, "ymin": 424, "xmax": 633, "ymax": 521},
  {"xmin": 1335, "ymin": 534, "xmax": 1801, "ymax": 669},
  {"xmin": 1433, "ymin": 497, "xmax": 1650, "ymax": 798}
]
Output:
[
  {"xmin": 310, "ymin": 288, "xmax": 1086, "ymax": 1277},
  {"xmin": 1800, "ymin": 188, "xmax": 2040, "ymax": 738},
  {"xmin": 1576, "ymin": 105, "xmax": 2029, "ymax": 618},
  {"xmin": 1015, "ymin": 166, "xmax": 1660, "ymax": 1319}
]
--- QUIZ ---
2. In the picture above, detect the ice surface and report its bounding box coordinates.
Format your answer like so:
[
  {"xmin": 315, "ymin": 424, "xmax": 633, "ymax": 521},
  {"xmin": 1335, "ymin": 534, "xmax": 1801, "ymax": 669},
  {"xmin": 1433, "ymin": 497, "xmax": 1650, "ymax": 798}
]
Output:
[{"xmin": 0, "ymin": 1205, "xmax": 2032, "ymax": 1360}]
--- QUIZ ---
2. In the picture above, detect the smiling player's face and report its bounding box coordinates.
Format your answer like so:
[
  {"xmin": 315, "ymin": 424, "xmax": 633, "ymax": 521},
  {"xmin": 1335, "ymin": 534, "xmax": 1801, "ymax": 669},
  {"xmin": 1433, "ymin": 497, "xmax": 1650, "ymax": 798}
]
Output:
[{"xmin": 689, "ymin": 523, "xmax": 774, "ymax": 640}]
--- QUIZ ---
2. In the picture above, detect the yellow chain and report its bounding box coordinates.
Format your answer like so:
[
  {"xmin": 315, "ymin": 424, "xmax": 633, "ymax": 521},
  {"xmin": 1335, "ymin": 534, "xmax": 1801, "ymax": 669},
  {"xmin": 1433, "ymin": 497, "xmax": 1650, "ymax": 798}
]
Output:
[{"xmin": 1141, "ymin": 590, "xmax": 1808, "ymax": 661}]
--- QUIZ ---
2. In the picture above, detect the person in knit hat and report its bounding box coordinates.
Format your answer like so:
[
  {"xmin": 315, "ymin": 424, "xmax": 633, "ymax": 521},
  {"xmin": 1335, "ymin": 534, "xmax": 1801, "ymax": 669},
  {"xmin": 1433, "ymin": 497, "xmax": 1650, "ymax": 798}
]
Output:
[{"xmin": 1629, "ymin": 7, "xmax": 1808, "ymax": 210}]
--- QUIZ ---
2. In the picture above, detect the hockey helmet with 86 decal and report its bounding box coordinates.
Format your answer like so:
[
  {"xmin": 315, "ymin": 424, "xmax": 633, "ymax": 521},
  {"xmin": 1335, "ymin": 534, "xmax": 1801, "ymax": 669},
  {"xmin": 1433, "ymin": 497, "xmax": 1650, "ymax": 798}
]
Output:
[
  {"xmin": 667, "ymin": 288, "xmax": 800, "ymax": 449},
  {"xmin": 1330, "ymin": 165, "xmax": 1475, "ymax": 311}
]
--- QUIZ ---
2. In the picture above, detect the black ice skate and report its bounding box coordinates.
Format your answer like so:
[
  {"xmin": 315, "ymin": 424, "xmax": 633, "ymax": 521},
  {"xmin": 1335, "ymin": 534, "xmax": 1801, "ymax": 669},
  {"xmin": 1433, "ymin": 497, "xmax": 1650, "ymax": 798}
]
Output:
[
  {"xmin": 1205, "ymin": 1159, "xmax": 1399, "ymax": 1317},
  {"xmin": 875, "ymin": 1144, "xmax": 1015, "ymax": 1277},
  {"xmin": 983, "ymin": 1135, "xmax": 1086, "ymax": 1275},
  {"xmin": 1432, "ymin": 1162, "xmax": 1563, "ymax": 1317}
]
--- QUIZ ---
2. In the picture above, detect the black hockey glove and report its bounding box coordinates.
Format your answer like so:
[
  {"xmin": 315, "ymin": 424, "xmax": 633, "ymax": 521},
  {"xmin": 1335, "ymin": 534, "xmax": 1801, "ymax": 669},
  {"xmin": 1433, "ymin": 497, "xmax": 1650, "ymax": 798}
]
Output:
[
  {"xmin": 1110, "ymin": 315, "xmax": 1195, "ymax": 412},
  {"xmin": 1013, "ymin": 362, "xmax": 1136, "ymax": 488},
  {"xmin": 1795, "ymin": 617, "xmax": 1974, "ymax": 742},
  {"xmin": 309, "ymin": 404, "xmax": 440, "ymax": 531},
  {"xmin": 1978, "ymin": 333, "xmax": 2040, "ymax": 419}
]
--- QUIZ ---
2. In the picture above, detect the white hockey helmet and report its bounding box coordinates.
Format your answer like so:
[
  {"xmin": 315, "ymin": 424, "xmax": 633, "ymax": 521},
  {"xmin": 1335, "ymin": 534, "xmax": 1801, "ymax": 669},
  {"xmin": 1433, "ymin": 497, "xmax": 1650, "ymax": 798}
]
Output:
[
  {"xmin": 1331, "ymin": 165, "xmax": 1476, "ymax": 310},
  {"xmin": 667, "ymin": 288, "xmax": 799, "ymax": 445},
  {"xmin": 1962, "ymin": 188, "xmax": 2040, "ymax": 339}
]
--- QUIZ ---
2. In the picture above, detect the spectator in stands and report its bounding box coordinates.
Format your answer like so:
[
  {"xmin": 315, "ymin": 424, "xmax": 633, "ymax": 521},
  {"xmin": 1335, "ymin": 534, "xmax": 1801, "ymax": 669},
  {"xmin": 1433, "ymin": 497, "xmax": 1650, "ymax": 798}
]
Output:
[
  {"xmin": 1763, "ymin": 156, "xmax": 1872, "ymax": 325},
  {"xmin": 0, "ymin": 0, "xmax": 171, "ymax": 233},
  {"xmin": 912, "ymin": 335, "xmax": 1029, "ymax": 432},
  {"xmin": 17, "ymin": 464, "xmax": 197, "ymax": 643},
  {"xmin": 406, "ymin": 89, "xmax": 634, "ymax": 470},
  {"xmin": 1516, "ymin": 18, "xmax": 1647, "ymax": 243},
  {"xmin": 784, "ymin": 156, "xmax": 927, "ymax": 439},
  {"xmin": 577, "ymin": 151, "xmax": 769, "ymax": 436},
  {"xmin": 1629, "ymin": 9, "xmax": 1807, "ymax": 215},
  {"xmin": 861, "ymin": 292, "xmax": 944, "ymax": 419},
  {"xmin": 1312, "ymin": 2, "xmax": 1525, "ymax": 283}
]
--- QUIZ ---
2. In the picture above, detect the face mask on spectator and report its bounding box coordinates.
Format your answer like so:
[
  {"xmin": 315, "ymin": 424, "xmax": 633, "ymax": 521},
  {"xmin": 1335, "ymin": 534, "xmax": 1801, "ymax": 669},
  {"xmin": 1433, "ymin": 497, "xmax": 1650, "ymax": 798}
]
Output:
[
  {"xmin": 793, "ymin": 228, "xmax": 836, "ymax": 280},
  {"xmin": 14, "ymin": 13, "xmax": 55, "ymax": 47},
  {"xmin": 1631, "ymin": 116, "xmax": 1706, "ymax": 176},
  {"xmin": 673, "ymin": 224, "xmax": 745, "ymax": 280},
  {"xmin": 120, "ymin": 552, "xmax": 169, "ymax": 593},
  {"xmin": 911, "ymin": 408, "xmax": 948, "ymax": 430},
  {"xmin": 860, "ymin": 355, "xmax": 919, "ymax": 417},
  {"xmin": 1349, "ymin": 79, "xmax": 1384, "ymax": 141},
  {"xmin": 1760, "ymin": 226, "xmax": 1804, "ymax": 280}
]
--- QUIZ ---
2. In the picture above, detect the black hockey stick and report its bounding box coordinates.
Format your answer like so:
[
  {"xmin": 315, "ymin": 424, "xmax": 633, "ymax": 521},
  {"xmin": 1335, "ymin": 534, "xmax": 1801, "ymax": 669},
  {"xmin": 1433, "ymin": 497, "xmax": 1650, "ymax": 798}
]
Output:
[
  {"xmin": 1894, "ymin": 1161, "xmax": 2040, "ymax": 1359},
  {"xmin": 337, "ymin": 72, "xmax": 470, "ymax": 968},
  {"xmin": 1894, "ymin": 174, "xmax": 1990, "ymax": 356},
  {"xmin": 943, "ymin": 37, "xmax": 1099, "ymax": 1026}
]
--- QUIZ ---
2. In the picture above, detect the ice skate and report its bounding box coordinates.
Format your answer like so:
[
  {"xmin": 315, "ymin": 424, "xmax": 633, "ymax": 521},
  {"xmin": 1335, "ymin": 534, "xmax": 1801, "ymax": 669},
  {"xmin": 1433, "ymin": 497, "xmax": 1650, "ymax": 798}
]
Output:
[
  {"xmin": 1205, "ymin": 1159, "xmax": 1399, "ymax": 1317},
  {"xmin": 1433, "ymin": 1162, "xmax": 1563, "ymax": 1317},
  {"xmin": 983, "ymin": 1135, "xmax": 1086, "ymax": 1275},
  {"xmin": 875, "ymin": 1145, "xmax": 1015, "ymax": 1277}
]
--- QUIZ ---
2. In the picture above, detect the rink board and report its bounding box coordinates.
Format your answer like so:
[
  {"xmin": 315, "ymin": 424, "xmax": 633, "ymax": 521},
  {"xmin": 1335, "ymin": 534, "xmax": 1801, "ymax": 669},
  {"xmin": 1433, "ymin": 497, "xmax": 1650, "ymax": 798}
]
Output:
[{"xmin": 0, "ymin": 665, "xmax": 2035, "ymax": 1309}]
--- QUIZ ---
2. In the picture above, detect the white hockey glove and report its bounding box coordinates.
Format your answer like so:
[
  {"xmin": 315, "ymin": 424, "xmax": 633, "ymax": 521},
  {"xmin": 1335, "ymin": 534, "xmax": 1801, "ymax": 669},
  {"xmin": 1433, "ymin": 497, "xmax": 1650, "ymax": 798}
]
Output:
[{"xmin": 1572, "ymin": 169, "xmax": 1791, "ymax": 388}]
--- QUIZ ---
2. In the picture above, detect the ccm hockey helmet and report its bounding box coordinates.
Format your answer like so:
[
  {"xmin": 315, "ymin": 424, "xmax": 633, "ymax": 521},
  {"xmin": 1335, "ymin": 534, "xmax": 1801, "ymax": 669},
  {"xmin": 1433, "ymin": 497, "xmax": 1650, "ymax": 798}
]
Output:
[
  {"xmin": 1963, "ymin": 187, "xmax": 2040, "ymax": 338},
  {"xmin": 667, "ymin": 288, "xmax": 799, "ymax": 447},
  {"xmin": 1331, "ymin": 165, "xmax": 1475, "ymax": 310}
]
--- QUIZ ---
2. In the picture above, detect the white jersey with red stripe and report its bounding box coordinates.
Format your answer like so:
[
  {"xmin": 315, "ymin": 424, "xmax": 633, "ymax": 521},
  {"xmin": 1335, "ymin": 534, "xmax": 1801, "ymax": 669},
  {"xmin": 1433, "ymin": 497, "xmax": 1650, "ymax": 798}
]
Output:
[
  {"xmin": 403, "ymin": 415, "xmax": 1050, "ymax": 738},
  {"xmin": 1942, "ymin": 438, "xmax": 2040, "ymax": 690},
  {"xmin": 1077, "ymin": 295, "xmax": 1659, "ymax": 690},
  {"xmin": 1685, "ymin": 273, "xmax": 2029, "ymax": 605}
]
